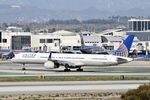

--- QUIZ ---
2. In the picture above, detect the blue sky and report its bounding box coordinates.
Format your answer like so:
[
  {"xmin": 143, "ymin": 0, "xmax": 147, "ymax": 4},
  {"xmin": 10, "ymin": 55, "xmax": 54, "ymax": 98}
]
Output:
[{"xmin": 0, "ymin": 0, "xmax": 150, "ymax": 11}]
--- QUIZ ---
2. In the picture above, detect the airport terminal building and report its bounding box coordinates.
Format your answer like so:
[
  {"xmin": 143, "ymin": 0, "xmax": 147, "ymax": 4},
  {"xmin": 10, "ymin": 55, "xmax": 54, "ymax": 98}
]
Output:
[
  {"xmin": 0, "ymin": 27, "xmax": 124, "ymax": 53},
  {"xmin": 127, "ymin": 19, "xmax": 150, "ymax": 41},
  {"xmin": 128, "ymin": 19, "xmax": 150, "ymax": 31},
  {"xmin": 0, "ymin": 27, "xmax": 82, "ymax": 52},
  {"xmin": 126, "ymin": 19, "xmax": 150, "ymax": 52}
]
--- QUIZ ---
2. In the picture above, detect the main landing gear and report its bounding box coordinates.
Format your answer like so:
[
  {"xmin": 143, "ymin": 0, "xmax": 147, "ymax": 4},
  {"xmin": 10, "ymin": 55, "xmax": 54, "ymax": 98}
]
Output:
[
  {"xmin": 64, "ymin": 64, "xmax": 71, "ymax": 72},
  {"xmin": 76, "ymin": 67, "xmax": 83, "ymax": 72},
  {"xmin": 64, "ymin": 64, "xmax": 83, "ymax": 72},
  {"xmin": 64, "ymin": 68, "xmax": 71, "ymax": 72}
]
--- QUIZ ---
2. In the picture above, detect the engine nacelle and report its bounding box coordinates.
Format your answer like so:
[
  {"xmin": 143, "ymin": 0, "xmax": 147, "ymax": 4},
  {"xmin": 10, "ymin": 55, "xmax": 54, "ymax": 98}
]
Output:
[{"xmin": 44, "ymin": 61, "xmax": 59, "ymax": 69}]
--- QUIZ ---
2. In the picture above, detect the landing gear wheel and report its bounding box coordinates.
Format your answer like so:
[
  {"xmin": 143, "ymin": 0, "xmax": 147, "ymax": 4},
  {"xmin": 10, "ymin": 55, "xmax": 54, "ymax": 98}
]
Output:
[
  {"xmin": 22, "ymin": 64, "xmax": 26, "ymax": 70},
  {"xmin": 76, "ymin": 68, "xmax": 83, "ymax": 72},
  {"xmin": 64, "ymin": 69, "xmax": 71, "ymax": 72},
  {"xmin": 64, "ymin": 64, "xmax": 71, "ymax": 72},
  {"xmin": 22, "ymin": 67, "xmax": 26, "ymax": 70}
]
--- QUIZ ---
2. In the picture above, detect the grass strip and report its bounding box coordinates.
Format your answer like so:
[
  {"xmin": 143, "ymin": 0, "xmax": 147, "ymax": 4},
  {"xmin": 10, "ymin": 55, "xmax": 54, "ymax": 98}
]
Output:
[{"xmin": 0, "ymin": 75, "xmax": 149, "ymax": 82}]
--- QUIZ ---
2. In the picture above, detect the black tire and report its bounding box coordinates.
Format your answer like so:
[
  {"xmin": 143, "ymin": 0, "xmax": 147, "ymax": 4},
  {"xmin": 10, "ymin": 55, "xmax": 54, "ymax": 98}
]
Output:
[
  {"xmin": 77, "ymin": 68, "xmax": 83, "ymax": 72},
  {"xmin": 22, "ymin": 67, "xmax": 26, "ymax": 70},
  {"xmin": 65, "ymin": 64, "xmax": 69, "ymax": 68},
  {"xmin": 64, "ymin": 69, "xmax": 71, "ymax": 72},
  {"xmin": 64, "ymin": 64, "xmax": 71, "ymax": 72}
]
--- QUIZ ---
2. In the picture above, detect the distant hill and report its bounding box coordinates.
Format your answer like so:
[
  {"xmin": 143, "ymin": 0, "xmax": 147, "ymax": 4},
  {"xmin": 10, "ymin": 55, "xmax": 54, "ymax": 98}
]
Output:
[
  {"xmin": 115, "ymin": 8, "xmax": 150, "ymax": 17},
  {"xmin": 0, "ymin": 1, "xmax": 150, "ymax": 22},
  {"xmin": 0, "ymin": 4, "xmax": 112, "ymax": 22}
]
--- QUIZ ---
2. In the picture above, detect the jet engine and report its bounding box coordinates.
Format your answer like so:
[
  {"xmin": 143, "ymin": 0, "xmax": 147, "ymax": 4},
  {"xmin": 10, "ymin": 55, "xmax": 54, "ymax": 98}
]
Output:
[{"xmin": 44, "ymin": 61, "xmax": 59, "ymax": 69}]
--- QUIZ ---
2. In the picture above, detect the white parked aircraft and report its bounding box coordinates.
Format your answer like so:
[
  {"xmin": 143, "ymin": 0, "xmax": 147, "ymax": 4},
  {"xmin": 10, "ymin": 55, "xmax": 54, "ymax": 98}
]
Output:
[{"xmin": 11, "ymin": 35, "xmax": 134, "ymax": 71}]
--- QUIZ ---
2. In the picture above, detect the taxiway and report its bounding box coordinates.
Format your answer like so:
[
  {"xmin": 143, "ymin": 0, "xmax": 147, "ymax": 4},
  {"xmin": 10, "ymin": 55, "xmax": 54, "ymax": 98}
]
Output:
[{"xmin": 0, "ymin": 80, "xmax": 149, "ymax": 95}]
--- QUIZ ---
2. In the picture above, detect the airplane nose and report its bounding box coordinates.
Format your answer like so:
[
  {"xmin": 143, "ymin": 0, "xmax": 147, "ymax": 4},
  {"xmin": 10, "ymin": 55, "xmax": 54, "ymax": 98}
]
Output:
[
  {"xmin": 10, "ymin": 58, "xmax": 16, "ymax": 63},
  {"xmin": 10, "ymin": 58, "xmax": 14, "ymax": 62}
]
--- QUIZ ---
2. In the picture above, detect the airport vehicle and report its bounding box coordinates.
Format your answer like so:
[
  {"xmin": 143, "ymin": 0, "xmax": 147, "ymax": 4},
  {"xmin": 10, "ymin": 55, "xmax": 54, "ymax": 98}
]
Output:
[{"xmin": 11, "ymin": 35, "xmax": 134, "ymax": 71}]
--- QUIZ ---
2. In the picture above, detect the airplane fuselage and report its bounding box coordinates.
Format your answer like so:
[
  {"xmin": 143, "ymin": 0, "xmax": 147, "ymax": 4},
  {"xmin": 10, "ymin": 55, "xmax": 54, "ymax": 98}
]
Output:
[{"xmin": 11, "ymin": 52, "xmax": 118, "ymax": 66}]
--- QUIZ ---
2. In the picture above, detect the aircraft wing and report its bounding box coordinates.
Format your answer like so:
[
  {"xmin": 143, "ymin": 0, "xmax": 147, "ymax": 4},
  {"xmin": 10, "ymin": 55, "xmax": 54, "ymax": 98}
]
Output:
[{"xmin": 57, "ymin": 60, "xmax": 84, "ymax": 67}]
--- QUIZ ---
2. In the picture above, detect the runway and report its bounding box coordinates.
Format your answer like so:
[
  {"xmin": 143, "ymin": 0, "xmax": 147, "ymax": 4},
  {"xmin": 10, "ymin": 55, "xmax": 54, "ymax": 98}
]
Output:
[
  {"xmin": 0, "ymin": 61, "xmax": 150, "ymax": 76},
  {"xmin": 0, "ymin": 80, "xmax": 149, "ymax": 95},
  {"xmin": 0, "ymin": 61, "xmax": 149, "ymax": 95}
]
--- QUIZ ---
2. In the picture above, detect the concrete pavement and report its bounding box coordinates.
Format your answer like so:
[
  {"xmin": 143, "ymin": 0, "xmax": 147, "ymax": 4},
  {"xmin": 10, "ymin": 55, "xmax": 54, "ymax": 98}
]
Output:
[{"xmin": 0, "ymin": 81, "xmax": 149, "ymax": 94}]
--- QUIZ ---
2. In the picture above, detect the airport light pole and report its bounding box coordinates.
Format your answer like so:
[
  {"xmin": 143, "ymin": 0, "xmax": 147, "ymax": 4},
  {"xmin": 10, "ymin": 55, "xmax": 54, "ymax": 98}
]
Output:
[{"xmin": 145, "ymin": 42, "xmax": 149, "ymax": 58}]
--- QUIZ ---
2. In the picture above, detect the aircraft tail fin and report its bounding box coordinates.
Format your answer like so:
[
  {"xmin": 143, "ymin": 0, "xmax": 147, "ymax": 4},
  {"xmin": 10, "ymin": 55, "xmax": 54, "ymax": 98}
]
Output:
[
  {"xmin": 113, "ymin": 35, "xmax": 134, "ymax": 57},
  {"xmin": 79, "ymin": 34, "xmax": 85, "ymax": 46}
]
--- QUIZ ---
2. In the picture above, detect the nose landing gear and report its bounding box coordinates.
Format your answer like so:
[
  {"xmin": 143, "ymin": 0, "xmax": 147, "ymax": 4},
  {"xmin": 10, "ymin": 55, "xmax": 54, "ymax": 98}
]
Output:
[{"xmin": 22, "ymin": 64, "xmax": 26, "ymax": 70}]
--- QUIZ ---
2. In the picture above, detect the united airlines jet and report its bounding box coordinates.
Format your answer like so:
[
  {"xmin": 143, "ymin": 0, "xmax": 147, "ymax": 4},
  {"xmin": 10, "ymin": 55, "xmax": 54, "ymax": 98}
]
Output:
[{"xmin": 11, "ymin": 35, "xmax": 134, "ymax": 71}]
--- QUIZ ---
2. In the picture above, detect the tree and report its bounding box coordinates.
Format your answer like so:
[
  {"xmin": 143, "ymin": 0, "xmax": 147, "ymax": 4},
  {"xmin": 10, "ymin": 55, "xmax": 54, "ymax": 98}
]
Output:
[
  {"xmin": 121, "ymin": 84, "xmax": 150, "ymax": 100},
  {"xmin": 24, "ymin": 26, "xmax": 30, "ymax": 32},
  {"xmin": 1, "ymin": 23, "xmax": 8, "ymax": 30}
]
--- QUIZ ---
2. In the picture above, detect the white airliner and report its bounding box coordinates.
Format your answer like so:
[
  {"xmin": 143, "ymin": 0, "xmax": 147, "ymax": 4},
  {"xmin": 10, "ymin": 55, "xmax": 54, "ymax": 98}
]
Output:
[{"xmin": 11, "ymin": 35, "xmax": 134, "ymax": 71}]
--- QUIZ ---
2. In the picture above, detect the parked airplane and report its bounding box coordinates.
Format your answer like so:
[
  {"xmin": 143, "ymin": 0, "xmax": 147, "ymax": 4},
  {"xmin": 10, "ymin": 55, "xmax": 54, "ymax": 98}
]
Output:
[
  {"xmin": 11, "ymin": 35, "xmax": 134, "ymax": 71},
  {"xmin": 80, "ymin": 45, "xmax": 109, "ymax": 54},
  {"xmin": 80, "ymin": 34, "xmax": 109, "ymax": 54}
]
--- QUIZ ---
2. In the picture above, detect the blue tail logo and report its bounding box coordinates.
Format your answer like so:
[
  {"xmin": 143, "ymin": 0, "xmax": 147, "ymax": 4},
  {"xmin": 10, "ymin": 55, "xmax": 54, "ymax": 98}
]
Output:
[{"xmin": 113, "ymin": 35, "xmax": 134, "ymax": 57}]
